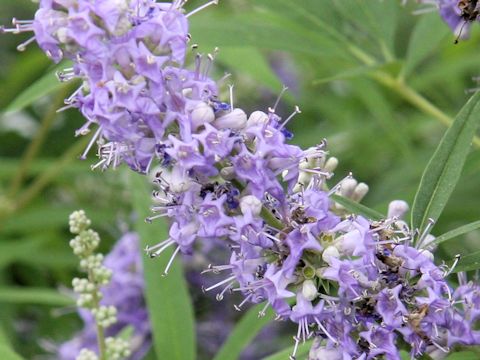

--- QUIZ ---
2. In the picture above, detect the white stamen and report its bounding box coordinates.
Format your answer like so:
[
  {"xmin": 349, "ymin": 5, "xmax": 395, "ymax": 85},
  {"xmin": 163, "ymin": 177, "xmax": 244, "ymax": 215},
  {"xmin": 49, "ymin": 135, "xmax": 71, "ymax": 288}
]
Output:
[
  {"xmin": 186, "ymin": 0, "xmax": 219, "ymax": 18},
  {"xmin": 278, "ymin": 105, "xmax": 301, "ymax": 130},
  {"xmin": 203, "ymin": 275, "xmax": 236, "ymax": 292},
  {"xmin": 80, "ymin": 126, "xmax": 102, "ymax": 160},
  {"xmin": 273, "ymin": 85, "xmax": 289, "ymax": 112},
  {"xmin": 162, "ymin": 246, "xmax": 181, "ymax": 276},
  {"xmin": 17, "ymin": 36, "xmax": 36, "ymax": 51}
]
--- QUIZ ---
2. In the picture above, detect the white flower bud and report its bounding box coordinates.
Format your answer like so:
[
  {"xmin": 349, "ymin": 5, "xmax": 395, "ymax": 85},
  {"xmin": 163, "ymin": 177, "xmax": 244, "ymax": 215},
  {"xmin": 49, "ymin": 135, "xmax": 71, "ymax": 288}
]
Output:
[
  {"xmin": 240, "ymin": 195, "xmax": 262, "ymax": 216},
  {"xmin": 387, "ymin": 200, "xmax": 409, "ymax": 219},
  {"xmin": 246, "ymin": 110, "xmax": 269, "ymax": 127},
  {"xmin": 190, "ymin": 102, "xmax": 215, "ymax": 130},
  {"xmin": 339, "ymin": 178, "xmax": 357, "ymax": 198},
  {"xmin": 302, "ymin": 280, "xmax": 318, "ymax": 301},
  {"xmin": 352, "ymin": 182, "xmax": 369, "ymax": 202},
  {"xmin": 324, "ymin": 157, "xmax": 339, "ymax": 172},
  {"xmin": 308, "ymin": 340, "xmax": 342, "ymax": 360},
  {"xmin": 322, "ymin": 246, "xmax": 340, "ymax": 265},
  {"xmin": 213, "ymin": 108, "xmax": 247, "ymax": 129},
  {"xmin": 422, "ymin": 249, "xmax": 435, "ymax": 261}
]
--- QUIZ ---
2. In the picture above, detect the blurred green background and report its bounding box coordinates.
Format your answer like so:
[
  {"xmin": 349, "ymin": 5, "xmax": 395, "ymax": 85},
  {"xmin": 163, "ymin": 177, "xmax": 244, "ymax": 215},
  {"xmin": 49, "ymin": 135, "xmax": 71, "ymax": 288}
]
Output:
[{"xmin": 0, "ymin": 0, "xmax": 480, "ymax": 359}]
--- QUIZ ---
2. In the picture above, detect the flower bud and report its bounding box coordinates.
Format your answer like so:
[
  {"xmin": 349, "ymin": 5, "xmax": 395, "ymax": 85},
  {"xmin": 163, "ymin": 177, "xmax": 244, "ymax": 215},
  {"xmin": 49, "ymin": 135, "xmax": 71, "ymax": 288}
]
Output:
[
  {"xmin": 246, "ymin": 110, "xmax": 268, "ymax": 128},
  {"xmin": 190, "ymin": 102, "xmax": 215, "ymax": 130},
  {"xmin": 240, "ymin": 195, "xmax": 262, "ymax": 216},
  {"xmin": 352, "ymin": 182, "xmax": 369, "ymax": 202},
  {"xmin": 213, "ymin": 108, "xmax": 247, "ymax": 129},
  {"xmin": 324, "ymin": 156, "xmax": 339, "ymax": 172},
  {"xmin": 322, "ymin": 245, "xmax": 340, "ymax": 265},
  {"xmin": 302, "ymin": 279, "xmax": 318, "ymax": 301},
  {"xmin": 387, "ymin": 200, "xmax": 409, "ymax": 219},
  {"xmin": 308, "ymin": 340, "xmax": 342, "ymax": 360},
  {"xmin": 339, "ymin": 178, "xmax": 357, "ymax": 198}
]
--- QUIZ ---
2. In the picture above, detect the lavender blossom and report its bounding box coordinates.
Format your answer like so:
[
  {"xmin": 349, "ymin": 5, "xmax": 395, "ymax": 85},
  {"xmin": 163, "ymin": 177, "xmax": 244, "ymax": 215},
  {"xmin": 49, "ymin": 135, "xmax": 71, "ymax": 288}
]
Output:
[{"xmin": 5, "ymin": 1, "xmax": 480, "ymax": 358}]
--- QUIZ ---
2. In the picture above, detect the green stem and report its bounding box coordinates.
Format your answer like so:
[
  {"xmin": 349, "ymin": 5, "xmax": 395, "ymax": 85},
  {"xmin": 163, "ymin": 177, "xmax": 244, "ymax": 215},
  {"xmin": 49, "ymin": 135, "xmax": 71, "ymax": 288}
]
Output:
[
  {"xmin": 89, "ymin": 269, "xmax": 106, "ymax": 360},
  {"xmin": 370, "ymin": 71, "xmax": 480, "ymax": 148},
  {"xmin": 8, "ymin": 88, "xmax": 69, "ymax": 197}
]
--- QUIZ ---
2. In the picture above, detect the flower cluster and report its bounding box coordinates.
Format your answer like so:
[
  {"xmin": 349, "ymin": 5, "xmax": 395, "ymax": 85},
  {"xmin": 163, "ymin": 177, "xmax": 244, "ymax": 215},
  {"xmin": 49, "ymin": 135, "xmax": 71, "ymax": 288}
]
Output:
[
  {"xmin": 1, "ymin": 0, "xmax": 219, "ymax": 172},
  {"xmin": 64, "ymin": 211, "xmax": 139, "ymax": 360},
  {"xmin": 5, "ymin": 1, "xmax": 480, "ymax": 358}
]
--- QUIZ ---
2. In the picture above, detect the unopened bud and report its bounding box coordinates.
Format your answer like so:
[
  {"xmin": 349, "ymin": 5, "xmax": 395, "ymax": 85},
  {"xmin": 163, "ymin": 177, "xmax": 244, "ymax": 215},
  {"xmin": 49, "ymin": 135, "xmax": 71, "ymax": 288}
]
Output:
[
  {"xmin": 322, "ymin": 246, "xmax": 340, "ymax": 265},
  {"xmin": 324, "ymin": 157, "xmax": 338, "ymax": 173},
  {"xmin": 339, "ymin": 178, "xmax": 357, "ymax": 198},
  {"xmin": 352, "ymin": 182, "xmax": 369, "ymax": 202},
  {"xmin": 387, "ymin": 200, "xmax": 409, "ymax": 219},
  {"xmin": 190, "ymin": 102, "xmax": 215, "ymax": 130},
  {"xmin": 246, "ymin": 110, "xmax": 269, "ymax": 127},
  {"xmin": 302, "ymin": 279, "xmax": 318, "ymax": 301},
  {"xmin": 240, "ymin": 195, "xmax": 262, "ymax": 216},
  {"xmin": 213, "ymin": 108, "xmax": 247, "ymax": 129}
]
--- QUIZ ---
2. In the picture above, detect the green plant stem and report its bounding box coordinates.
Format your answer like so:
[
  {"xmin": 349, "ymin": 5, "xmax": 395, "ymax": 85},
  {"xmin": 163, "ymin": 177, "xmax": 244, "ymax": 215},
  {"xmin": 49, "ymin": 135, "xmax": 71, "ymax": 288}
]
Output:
[
  {"xmin": 89, "ymin": 269, "xmax": 106, "ymax": 360},
  {"xmin": 8, "ymin": 89, "xmax": 69, "ymax": 198},
  {"xmin": 370, "ymin": 71, "xmax": 480, "ymax": 148}
]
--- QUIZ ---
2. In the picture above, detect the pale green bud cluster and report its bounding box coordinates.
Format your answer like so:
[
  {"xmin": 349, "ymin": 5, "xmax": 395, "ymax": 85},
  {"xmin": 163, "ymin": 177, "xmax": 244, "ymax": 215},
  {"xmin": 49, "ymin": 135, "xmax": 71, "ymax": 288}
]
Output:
[
  {"xmin": 72, "ymin": 277, "xmax": 102, "ymax": 308},
  {"xmin": 76, "ymin": 349, "xmax": 98, "ymax": 360},
  {"xmin": 105, "ymin": 337, "xmax": 131, "ymax": 360},
  {"xmin": 68, "ymin": 210, "xmax": 130, "ymax": 360},
  {"xmin": 69, "ymin": 210, "xmax": 92, "ymax": 234},
  {"xmin": 92, "ymin": 305, "xmax": 117, "ymax": 328},
  {"xmin": 70, "ymin": 229, "xmax": 101, "ymax": 256}
]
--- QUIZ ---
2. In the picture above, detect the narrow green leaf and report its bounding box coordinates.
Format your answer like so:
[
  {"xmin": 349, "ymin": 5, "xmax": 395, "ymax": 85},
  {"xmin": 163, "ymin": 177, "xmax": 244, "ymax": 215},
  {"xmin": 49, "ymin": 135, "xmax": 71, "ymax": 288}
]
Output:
[
  {"xmin": 3, "ymin": 62, "xmax": 70, "ymax": 114},
  {"xmin": 452, "ymin": 250, "xmax": 480, "ymax": 273},
  {"xmin": 262, "ymin": 340, "xmax": 311, "ymax": 360},
  {"xmin": 403, "ymin": 13, "xmax": 450, "ymax": 78},
  {"xmin": 432, "ymin": 220, "xmax": 480, "ymax": 246},
  {"xmin": 411, "ymin": 91, "xmax": 480, "ymax": 233},
  {"xmin": 312, "ymin": 65, "xmax": 380, "ymax": 85},
  {"xmin": 445, "ymin": 351, "xmax": 478, "ymax": 360},
  {"xmin": 0, "ymin": 344, "xmax": 23, "ymax": 360},
  {"xmin": 219, "ymin": 47, "xmax": 282, "ymax": 94},
  {"xmin": 0, "ymin": 287, "xmax": 73, "ymax": 306},
  {"xmin": 330, "ymin": 194, "xmax": 383, "ymax": 221},
  {"xmin": 213, "ymin": 303, "xmax": 275, "ymax": 360},
  {"xmin": 130, "ymin": 173, "xmax": 196, "ymax": 360}
]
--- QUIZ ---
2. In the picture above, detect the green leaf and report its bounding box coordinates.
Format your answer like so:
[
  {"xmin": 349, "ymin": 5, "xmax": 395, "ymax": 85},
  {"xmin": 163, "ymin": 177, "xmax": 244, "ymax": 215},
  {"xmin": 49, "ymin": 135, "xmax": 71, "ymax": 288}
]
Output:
[
  {"xmin": 130, "ymin": 173, "xmax": 196, "ymax": 360},
  {"xmin": 213, "ymin": 303, "xmax": 275, "ymax": 360},
  {"xmin": 0, "ymin": 344, "xmax": 23, "ymax": 360},
  {"xmin": 218, "ymin": 47, "xmax": 283, "ymax": 94},
  {"xmin": 3, "ymin": 62, "xmax": 70, "ymax": 114},
  {"xmin": 432, "ymin": 220, "xmax": 480, "ymax": 246},
  {"xmin": 402, "ymin": 13, "xmax": 450, "ymax": 78},
  {"xmin": 312, "ymin": 65, "xmax": 381, "ymax": 85},
  {"xmin": 262, "ymin": 340, "xmax": 312, "ymax": 360},
  {"xmin": 411, "ymin": 91, "xmax": 480, "ymax": 234},
  {"xmin": 330, "ymin": 194, "xmax": 383, "ymax": 220},
  {"xmin": 452, "ymin": 250, "xmax": 480, "ymax": 273},
  {"xmin": 445, "ymin": 351, "xmax": 478, "ymax": 360},
  {"xmin": 0, "ymin": 287, "xmax": 73, "ymax": 306}
]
